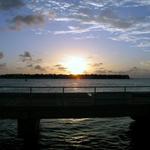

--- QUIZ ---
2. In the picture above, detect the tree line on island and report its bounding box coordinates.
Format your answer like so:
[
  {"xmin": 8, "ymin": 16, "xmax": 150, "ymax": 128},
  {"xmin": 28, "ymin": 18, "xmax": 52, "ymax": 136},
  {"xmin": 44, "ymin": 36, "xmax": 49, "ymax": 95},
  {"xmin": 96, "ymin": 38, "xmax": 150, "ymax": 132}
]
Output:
[{"xmin": 0, "ymin": 74, "xmax": 130, "ymax": 79}]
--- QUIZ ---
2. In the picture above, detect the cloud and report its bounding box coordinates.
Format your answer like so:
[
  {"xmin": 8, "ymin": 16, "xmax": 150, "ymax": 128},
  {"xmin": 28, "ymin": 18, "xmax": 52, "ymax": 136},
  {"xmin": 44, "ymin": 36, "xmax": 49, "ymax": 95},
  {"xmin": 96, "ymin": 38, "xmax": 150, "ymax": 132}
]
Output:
[
  {"xmin": 57, "ymin": 4, "xmax": 135, "ymax": 32},
  {"xmin": 1, "ymin": 0, "xmax": 150, "ymax": 50},
  {"xmin": 53, "ymin": 64, "xmax": 68, "ymax": 74},
  {"xmin": 54, "ymin": 18, "xmax": 75, "ymax": 22},
  {"xmin": 119, "ymin": 66, "xmax": 150, "ymax": 77},
  {"xmin": 0, "ymin": 0, "xmax": 24, "ymax": 10},
  {"xmin": 19, "ymin": 51, "xmax": 32, "ymax": 62},
  {"xmin": 98, "ymin": 12, "xmax": 150, "ymax": 50},
  {"xmin": 111, "ymin": 34, "xmax": 137, "ymax": 43},
  {"xmin": 74, "ymin": 35, "xmax": 97, "ymax": 40},
  {"xmin": 83, "ymin": 0, "xmax": 150, "ymax": 8},
  {"xmin": 0, "ymin": 1, "xmax": 57, "ymax": 31},
  {"xmin": 85, "ymin": 1, "xmax": 105, "ymax": 7},
  {"xmin": 34, "ymin": 59, "xmax": 42, "ymax": 63},
  {"xmin": 38, "ymin": 0, "xmax": 150, "ymax": 49},
  {"xmin": 54, "ymin": 64, "xmax": 62, "ymax": 67},
  {"xmin": 19, "ymin": 51, "xmax": 48, "ymax": 73},
  {"xmin": 0, "ymin": 52, "xmax": 6, "ymax": 70},
  {"xmin": 34, "ymin": 65, "xmax": 46, "ymax": 72},
  {"xmin": 0, "ymin": 63, "xmax": 6, "ymax": 69},
  {"xmin": 0, "ymin": 52, "xmax": 4, "ymax": 59},
  {"xmin": 54, "ymin": 24, "xmax": 102, "ymax": 35},
  {"xmin": 92, "ymin": 63, "xmax": 103, "ymax": 67},
  {"xmin": 137, "ymin": 41, "xmax": 150, "ymax": 48},
  {"xmin": 9, "ymin": 15, "xmax": 45, "ymax": 30},
  {"xmin": 26, "ymin": 64, "xmax": 33, "ymax": 68},
  {"xmin": 19, "ymin": 51, "xmax": 43, "ymax": 65},
  {"xmin": 127, "ymin": 66, "xmax": 139, "ymax": 73},
  {"xmin": 94, "ymin": 69, "xmax": 107, "ymax": 74},
  {"xmin": 51, "ymin": 1, "xmax": 149, "ymax": 50},
  {"xmin": 140, "ymin": 61, "xmax": 150, "ymax": 66},
  {"xmin": 57, "ymin": 66, "xmax": 66, "ymax": 71},
  {"xmin": 94, "ymin": 68, "xmax": 115, "ymax": 74},
  {"xmin": 96, "ymin": 9, "xmax": 134, "ymax": 30},
  {"xmin": 88, "ymin": 61, "xmax": 114, "ymax": 74},
  {"xmin": 54, "ymin": 64, "xmax": 67, "ymax": 71},
  {"xmin": 54, "ymin": 25, "xmax": 92, "ymax": 35}
]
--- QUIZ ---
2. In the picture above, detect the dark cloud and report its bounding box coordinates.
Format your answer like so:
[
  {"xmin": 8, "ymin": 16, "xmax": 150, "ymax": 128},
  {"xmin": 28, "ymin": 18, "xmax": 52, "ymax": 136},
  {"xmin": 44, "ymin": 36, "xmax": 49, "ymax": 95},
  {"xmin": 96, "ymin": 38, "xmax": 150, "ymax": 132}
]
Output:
[
  {"xmin": 0, "ymin": 0, "xmax": 24, "ymax": 10},
  {"xmin": 34, "ymin": 65, "xmax": 46, "ymax": 72},
  {"xmin": 20, "ymin": 51, "xmax": 31, "ymax": 57},
  {"xmin": 54, "ymin": 64, "xmax": 67, "ymax": 71},
  {"xmin": 20, "ymin": 51, "xmax": 32, "ymax": 62},
  {"xmin": 58, "ymin": 66, "xmax": 67, "ymax": 71},
  {"xmin": 10, "ymin": 15, "xmax": 45, "ymax": 30},
  {"xmin": 19, "ymin": 51, "xmax": 47, "ymax": 73},
  {"xmin": 20, "ymin": 51, "xmax": 43, "ymax": 66},
  {"xmin": 54, "ymin": 64, "xmax": 62, "ymax": 67},
  {"xmin": 0, "ymin": 52, "xmax": 4, "ymax": 59},
  {"xmin": 19, "ymin": 51, "xmax": 47, "ymax": 72}
]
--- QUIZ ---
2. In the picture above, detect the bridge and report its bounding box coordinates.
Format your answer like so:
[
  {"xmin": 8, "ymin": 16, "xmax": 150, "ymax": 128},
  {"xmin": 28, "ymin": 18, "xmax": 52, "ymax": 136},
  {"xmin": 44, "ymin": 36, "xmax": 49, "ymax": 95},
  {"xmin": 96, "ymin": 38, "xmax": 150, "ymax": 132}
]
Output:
[{"xmin": 0, "ymin": 85, "xmax": 150, "ymax": 142}]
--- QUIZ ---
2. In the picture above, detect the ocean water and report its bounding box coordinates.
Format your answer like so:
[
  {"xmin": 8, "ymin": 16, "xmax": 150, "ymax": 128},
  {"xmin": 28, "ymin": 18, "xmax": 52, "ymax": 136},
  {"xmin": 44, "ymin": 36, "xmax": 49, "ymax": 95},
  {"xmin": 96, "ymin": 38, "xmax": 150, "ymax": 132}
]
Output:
[{"xmin": 0, "ymin": 78, "xmax": 150, "ymax": 150}]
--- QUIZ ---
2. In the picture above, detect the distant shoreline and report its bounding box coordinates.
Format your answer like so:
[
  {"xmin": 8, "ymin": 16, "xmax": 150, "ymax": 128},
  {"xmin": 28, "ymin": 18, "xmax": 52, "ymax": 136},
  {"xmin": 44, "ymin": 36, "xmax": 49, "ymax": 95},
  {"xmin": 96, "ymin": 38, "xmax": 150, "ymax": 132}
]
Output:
[{"xmin": 0, "ymin": 74, "xmax": 130, "ymax": 79}]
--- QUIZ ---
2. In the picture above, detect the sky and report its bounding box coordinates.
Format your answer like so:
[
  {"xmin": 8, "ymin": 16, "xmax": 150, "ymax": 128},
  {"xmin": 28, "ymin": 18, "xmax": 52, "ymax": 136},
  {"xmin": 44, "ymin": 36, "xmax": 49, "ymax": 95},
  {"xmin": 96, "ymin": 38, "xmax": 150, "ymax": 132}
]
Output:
[{"xmin": 0, "ymin": 0, "xmax": 150, "ymax": 77}]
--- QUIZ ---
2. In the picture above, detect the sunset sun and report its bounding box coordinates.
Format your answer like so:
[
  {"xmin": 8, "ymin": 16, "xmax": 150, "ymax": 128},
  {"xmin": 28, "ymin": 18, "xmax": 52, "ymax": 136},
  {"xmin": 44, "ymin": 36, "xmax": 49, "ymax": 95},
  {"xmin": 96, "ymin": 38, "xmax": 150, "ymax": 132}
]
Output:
[{"xmin": 65, "ymin": 56, "xmax": 87, "ymax": 74}]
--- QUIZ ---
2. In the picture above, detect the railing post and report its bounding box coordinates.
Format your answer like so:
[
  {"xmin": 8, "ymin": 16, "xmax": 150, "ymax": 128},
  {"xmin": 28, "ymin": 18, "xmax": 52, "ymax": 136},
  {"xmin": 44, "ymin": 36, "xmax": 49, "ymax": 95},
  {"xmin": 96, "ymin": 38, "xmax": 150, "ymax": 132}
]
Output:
[
  {"xmin": 94, "ymin": 87, "xmax": 96, "ymax": 94},
  {"xmin": 62, "ymin": 87, "xmax": 64, "ymax": 94},
  {"xmin": 94, "ymin": 87, "xmax": 96, "ymax": 105},
  {"xmin": 124, "ymin": 87, "xmax": 126, "ymax": 92},
  {"xmin": 62, "ymin": 87, "xmax": 65, "ymax": 106},
  {"xmin": 30, "ymin": 87, "xmax": 32, "ymax": 95}
]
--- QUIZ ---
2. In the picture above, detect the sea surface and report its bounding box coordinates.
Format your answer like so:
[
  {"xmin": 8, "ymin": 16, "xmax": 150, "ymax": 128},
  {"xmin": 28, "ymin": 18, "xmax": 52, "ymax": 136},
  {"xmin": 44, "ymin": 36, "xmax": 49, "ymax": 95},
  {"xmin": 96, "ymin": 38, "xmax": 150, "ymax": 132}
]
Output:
[{"xmin": 0, "ymin": 78, "xmax": 150, "ymax": 150}]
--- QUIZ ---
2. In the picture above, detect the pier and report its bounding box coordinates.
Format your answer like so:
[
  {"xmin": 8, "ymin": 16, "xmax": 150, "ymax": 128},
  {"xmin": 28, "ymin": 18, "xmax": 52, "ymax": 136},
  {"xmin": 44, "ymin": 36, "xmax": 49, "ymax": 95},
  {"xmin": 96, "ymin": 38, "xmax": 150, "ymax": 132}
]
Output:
[{"xmin": 0, "ymin": 86, "xmax": 150, "ymax": 141}]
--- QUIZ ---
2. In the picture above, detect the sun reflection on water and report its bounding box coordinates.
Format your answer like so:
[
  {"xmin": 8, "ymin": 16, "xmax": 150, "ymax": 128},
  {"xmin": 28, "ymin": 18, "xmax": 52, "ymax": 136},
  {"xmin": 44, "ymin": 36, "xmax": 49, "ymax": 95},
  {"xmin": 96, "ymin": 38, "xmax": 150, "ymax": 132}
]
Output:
[{"xmin": 60, "ymin": 118, "xmax": 89, "ymax": 124}]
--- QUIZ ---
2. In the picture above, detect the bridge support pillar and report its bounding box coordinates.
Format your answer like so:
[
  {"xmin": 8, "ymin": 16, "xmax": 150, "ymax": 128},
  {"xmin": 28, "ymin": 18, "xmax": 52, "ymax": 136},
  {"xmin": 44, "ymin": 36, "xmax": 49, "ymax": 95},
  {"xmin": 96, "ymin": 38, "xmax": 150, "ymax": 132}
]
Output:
[
  {"xmin": 17, "ymin": 119, "xmax": 40, "ymax": 143},
  {"xmin": 129, "ymin": 117, "xmax": 150, "ymax": 149}
]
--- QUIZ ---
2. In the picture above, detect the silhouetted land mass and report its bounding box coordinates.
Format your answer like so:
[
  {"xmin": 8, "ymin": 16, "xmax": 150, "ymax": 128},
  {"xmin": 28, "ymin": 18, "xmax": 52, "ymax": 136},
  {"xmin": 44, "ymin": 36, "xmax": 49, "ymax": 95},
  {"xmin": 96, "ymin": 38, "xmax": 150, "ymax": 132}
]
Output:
[{"xmin": 0, "ymin": 74, "xmax": 130, "ymax": 79}]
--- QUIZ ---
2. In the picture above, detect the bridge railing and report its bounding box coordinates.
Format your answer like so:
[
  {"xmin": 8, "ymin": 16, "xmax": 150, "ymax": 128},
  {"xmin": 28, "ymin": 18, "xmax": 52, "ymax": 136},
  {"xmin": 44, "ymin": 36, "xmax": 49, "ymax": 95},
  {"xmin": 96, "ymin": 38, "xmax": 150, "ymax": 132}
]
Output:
[{"xmin": 0, "ymin": 86, "xmax": 150, "ymax": 94}]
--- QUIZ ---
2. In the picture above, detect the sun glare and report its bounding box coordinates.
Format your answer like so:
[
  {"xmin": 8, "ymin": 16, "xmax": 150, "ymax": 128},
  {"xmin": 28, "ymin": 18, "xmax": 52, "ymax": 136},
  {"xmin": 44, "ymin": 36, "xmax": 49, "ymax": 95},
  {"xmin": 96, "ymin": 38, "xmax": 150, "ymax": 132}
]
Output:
[{"xmin": 65, "ymin": 56, "xmax": 87, "ymax": 74}]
